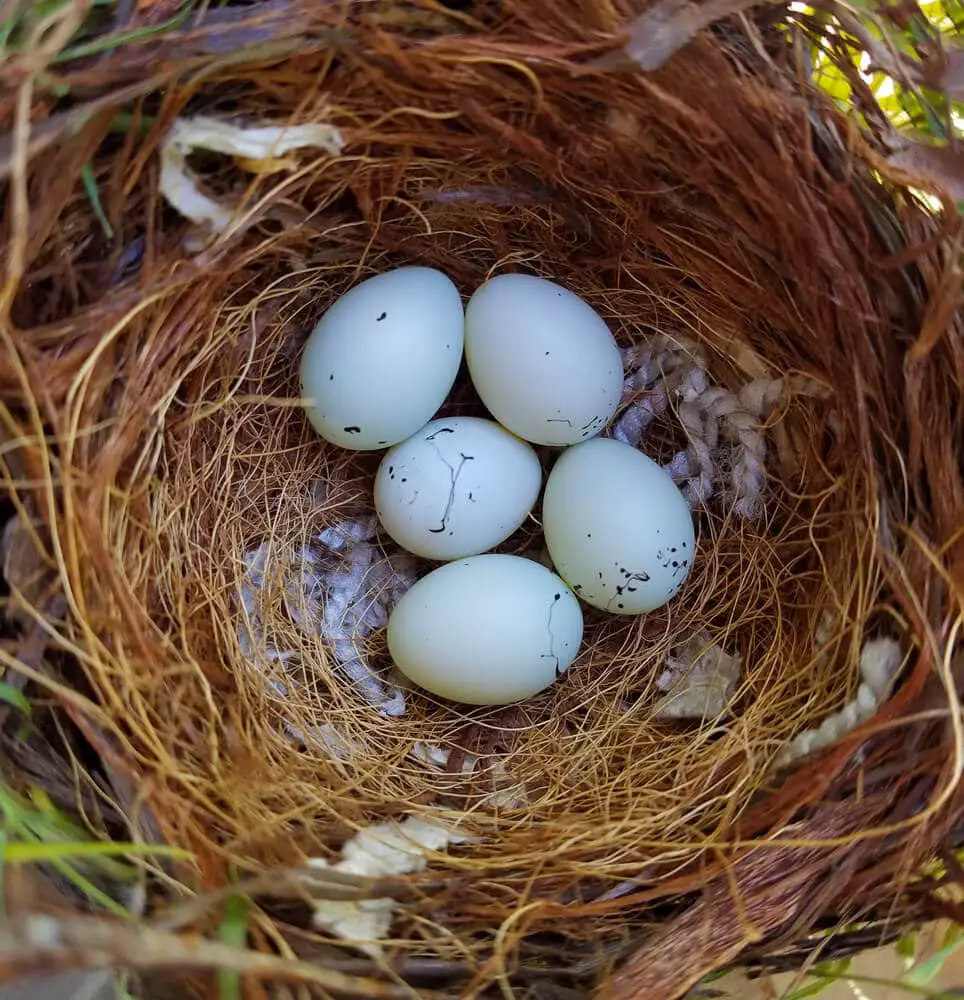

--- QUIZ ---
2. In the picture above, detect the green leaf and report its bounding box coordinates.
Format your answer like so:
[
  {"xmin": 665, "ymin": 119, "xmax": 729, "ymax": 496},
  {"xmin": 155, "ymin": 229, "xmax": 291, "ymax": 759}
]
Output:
[
  {"xmin": 897, "ymin": 931, "xmax": 919, "ymax": 961},
  {"xmin": 904, "ymin": 932, "xmax": 964, "ymax": 987},
  {"xmin": 812, "ymin": 958, "xmax": 852, "ymax": 978},
  {"xmin": 48, "ymin": 856, "xmax": 131, "ymax": 916},
  {"xmin": 782, "ymin": 977, "xmax": 834, "ymax": 1000},
  {"xmin": 814, "ymin": 59, "xmax": 853, "ymax": 104},
  {"xmin": 81, "ymin": 163, "xmax": 113, "ymax": 240},
  {"xmin": 0, "ymin": 682, "xmax": 32, "ymax": 740},
  {"xmin": 217, "ymin": 894, "xmax": 250, "ymax": 1000}
]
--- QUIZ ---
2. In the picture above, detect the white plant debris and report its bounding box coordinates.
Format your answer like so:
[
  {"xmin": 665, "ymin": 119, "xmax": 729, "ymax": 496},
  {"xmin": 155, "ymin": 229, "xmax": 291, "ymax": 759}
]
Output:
[
  {"xmin": 775, "ymin": 637, "xmax": 903, "ymax": 768},
  {"xmin": 307, "ymin": 815, "xmax": 468, "ymax": 955},
  {"xmin": 652, "ymin": 632, "xmax": 743, "ymax": 720},
  {"xmin": 160, "ymin": 115, "xmax": 344, "ymax": 234},
  {"xmin": 410, "ymin": 743, "xmax": 528, "ymax": 808},
  {"xmin": 615, "ymin": 334, "xmax": 827, "ymax": 518}
]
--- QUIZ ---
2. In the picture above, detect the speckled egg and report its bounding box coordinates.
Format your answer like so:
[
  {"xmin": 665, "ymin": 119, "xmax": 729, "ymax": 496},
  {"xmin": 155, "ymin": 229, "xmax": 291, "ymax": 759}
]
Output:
[
  {"xmin": 374, "ymin": 417, "xmax": 542, "ymax": 561},
  {"xmin": 542, "ymin": 437, "xmax": 696, "ymax": 614},
  {"xmin": 300, "ymin": 267, "xmax": 464, "ymax": 450},
  {"xmin": 464, "ymin": 273, "xmax": 623, "ymax": 446},
  {"xmin": 387, "ymin": 554, "xmax": 583, "ymax": 705}
]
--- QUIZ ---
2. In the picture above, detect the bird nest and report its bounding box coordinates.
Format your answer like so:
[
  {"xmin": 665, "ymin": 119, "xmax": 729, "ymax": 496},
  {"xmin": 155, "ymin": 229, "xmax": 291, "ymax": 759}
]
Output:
[{"xmin": 1, "ymin": 1, "xmax": 962, "ymax": 998}]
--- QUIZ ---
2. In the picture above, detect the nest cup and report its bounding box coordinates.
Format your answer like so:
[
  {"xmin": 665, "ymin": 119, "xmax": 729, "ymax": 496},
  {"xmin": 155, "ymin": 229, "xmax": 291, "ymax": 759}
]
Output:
[{"xmin": 2, "ymin": 2, "xmax": 963, "ymax": 997}]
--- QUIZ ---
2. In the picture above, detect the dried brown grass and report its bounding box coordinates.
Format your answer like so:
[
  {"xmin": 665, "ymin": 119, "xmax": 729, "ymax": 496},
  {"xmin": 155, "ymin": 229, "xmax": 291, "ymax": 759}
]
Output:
[{"xmin": 1, "ymin": 1, "xmax": 963, "ymax": 997}]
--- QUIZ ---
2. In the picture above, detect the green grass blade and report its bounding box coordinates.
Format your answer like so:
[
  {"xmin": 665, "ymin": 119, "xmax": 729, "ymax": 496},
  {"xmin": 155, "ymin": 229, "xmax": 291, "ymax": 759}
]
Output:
[
  {"xmin": 2, "ymin": 839, "xmax": 191, "ymax": 863},
  {"xmin": 49, "ymin": 856, "xmax": 131, "ymax": 917},
  {"xmin": 0, "ymin": 682, "xmax": 32, "ymax": 740},
  {"xmin": 53, "ymin": 2, "xmax": 196, "ymax": 63},
  {"xmin": 216, "ymin": 893, "xmax": 250, "ymax": 1000},
  {"xmin": 81, "ymin": 163, "xmax": 113, "ymax": 239}
]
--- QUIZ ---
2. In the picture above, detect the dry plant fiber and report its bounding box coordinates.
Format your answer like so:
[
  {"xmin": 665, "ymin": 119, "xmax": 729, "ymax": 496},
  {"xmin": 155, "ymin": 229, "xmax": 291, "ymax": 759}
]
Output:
[{"xmin": 1, "ymin": 1, "xmax": 963, "ymax": 998}]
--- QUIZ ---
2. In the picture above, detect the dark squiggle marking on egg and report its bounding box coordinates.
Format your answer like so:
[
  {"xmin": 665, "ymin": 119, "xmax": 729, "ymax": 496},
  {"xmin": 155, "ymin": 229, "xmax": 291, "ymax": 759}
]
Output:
[
  {"xmin": 344, "ymin": 426, "xmax": 361, "ymax": 434},
  {"xmin": 427, "ymin": 447, "xmax": 475, "ymax": 534},
  {"xmin": 425, "ymin": 426, "xmax": 455, "ymax": 441},
  {"xmin": 376, "ymin": 312, "xmax": 387, "ymax": 321},
  {"xmin": 605, "ymin": 570, "xmax": 649, "ymax": 611},
  {"xmin": 541, "ymin": 592, "xmax": 564, "ymax": 677}
]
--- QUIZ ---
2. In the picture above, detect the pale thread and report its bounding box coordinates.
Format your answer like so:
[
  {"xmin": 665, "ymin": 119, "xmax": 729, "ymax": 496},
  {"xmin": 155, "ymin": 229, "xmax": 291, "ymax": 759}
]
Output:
[
  {"xmin": 775, "ymin": 637, "xmax": 903, "ymax": 767},
  {"xmin": 616, "ymin": 335, "xmax": 827, "ymax": 518}
]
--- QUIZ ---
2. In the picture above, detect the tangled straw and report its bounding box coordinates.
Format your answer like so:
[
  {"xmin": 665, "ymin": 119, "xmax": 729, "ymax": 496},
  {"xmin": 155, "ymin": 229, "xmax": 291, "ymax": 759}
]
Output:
[{"xmin": 1, "ymin": 1, "xmax": 961, "ymax": 994}]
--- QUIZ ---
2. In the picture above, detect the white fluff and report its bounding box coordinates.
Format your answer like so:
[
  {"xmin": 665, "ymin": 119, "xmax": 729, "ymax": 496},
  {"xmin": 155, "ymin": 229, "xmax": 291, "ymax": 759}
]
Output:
[
  {"xmin": 653, "ymin": 632, "xmax": 743, "ymax": 720},
  {"xmin": 236, "ymin": 519, "xmax": 415, "ymax": 732}
]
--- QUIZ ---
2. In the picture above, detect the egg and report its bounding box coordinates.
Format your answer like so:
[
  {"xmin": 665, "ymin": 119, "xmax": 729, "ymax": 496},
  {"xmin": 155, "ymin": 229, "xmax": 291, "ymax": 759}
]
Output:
[
  {"xmin": 300, "ymin": 267, "xmax": 464, "ymax": 450},
  {"xmin": 542, "ymin": 438, "xmax": 695, "ymax": 615},
  {"xmin": 375, "ymin": 417, "xmax": 541, "ymax": 561},
  {"xmin": 464, "ymin": 273, "xmax": 623, "ymax": 446},
  {"xmin": 387, "ymin": 554, "xmax": 583, "ymax": 705}
]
